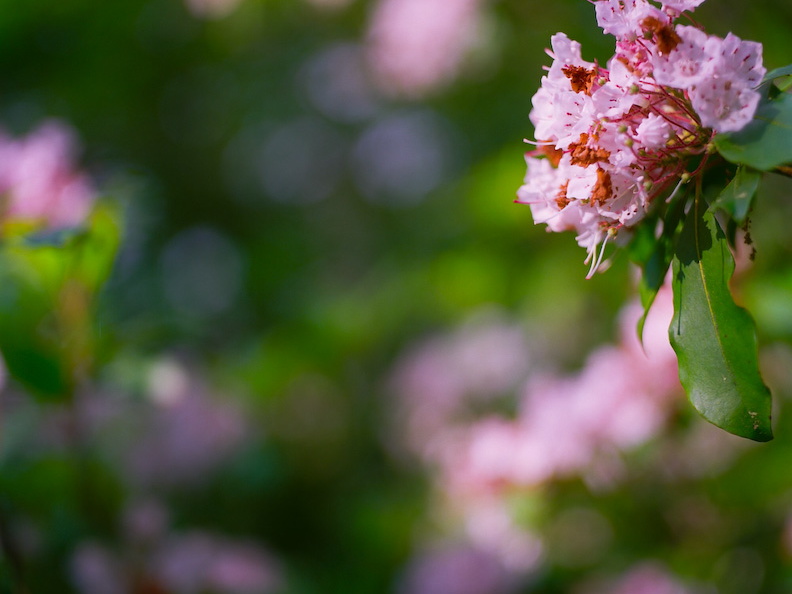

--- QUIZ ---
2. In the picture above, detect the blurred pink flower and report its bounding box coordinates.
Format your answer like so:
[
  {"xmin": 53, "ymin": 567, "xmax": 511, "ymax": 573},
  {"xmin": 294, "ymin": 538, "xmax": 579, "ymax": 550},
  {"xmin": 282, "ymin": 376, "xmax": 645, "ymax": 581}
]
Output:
[
  {"xmin": 154, "ymin": 533, "xmax": 283, "ymax": 594},
  {"xmin": 299, "ymin": 43, "xmax": 380, "ymax": 123},
  {"xmin": 438, "ymin": 285, "xmax": 680, "ymax": 497},
  {"xmin": 124, "ymin": 361, "xmax": 250, "ymax": 487},
  {"xmin": 389, "ymin": 310, "xmax": 531, "ymax": 459},
  {"xmin": 122, "ymin": 499, "xmax": 170, "ymax": 545},
  {"xmin": 184, "ymin": 0, "xmax": 243, "ymax": 18},
  {"xmin": 577, "ymin": 562, "xmax": 698, "ymax": 594},
  {"xmin": 390, "ymin": 284, "xmax": 682, "ymax": 574},
  {"xmin": 71, "ymin": 531, "xmax": 283, "ymax": 594},
  {"xmin": 0, "ymin": 360, "xmax": 251, "ymax": 489},
  {"xmin": 365, "ymin": 0, "xmax": 488, "ymax": 98},
  {"xmin": 777, "ymin": 507, "xmax": 792, "ymax": 560},
  {"xmin": 73, "ymin": 497, "xmax": 283, "ymax": 594},
  {"xmin": 461, "ymin": 499, "xmax": 544, "ymax": 572},
  {"xmin": 70, "ymin": 544, "xmax": 128, "ymax": 594},
  {"xmin": 0, "ymin": 121, "xmax": 95, "ymax": 229},
  {"xmin": 397, "ymin": 543, "xmax": 517, "ymax": 594}
]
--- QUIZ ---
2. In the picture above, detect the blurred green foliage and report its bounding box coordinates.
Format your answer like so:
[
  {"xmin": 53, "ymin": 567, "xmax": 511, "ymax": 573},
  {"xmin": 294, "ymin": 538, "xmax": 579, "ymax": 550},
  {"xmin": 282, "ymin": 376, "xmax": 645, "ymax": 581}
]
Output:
[{"xmin": 0, "ymin": 0, "xmax": 790, "ymax": 593}]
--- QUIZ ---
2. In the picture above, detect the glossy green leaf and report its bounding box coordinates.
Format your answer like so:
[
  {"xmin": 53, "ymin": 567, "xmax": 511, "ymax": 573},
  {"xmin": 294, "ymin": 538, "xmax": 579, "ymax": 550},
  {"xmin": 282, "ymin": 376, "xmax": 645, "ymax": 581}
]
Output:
[
  {"xmin": 670, "ymin": 200, "xmax": 772, "ymax": 441},
  {"xmin": 763, "ymin": 64, "xmax": 792, "ymax": 85},
  {"xmin": 714, "ymin": 93, "xmax": 792, "ymax": 171},
  {"xmin": 709, "ymin": 166, "xmax": 761, "ymax": 224}
]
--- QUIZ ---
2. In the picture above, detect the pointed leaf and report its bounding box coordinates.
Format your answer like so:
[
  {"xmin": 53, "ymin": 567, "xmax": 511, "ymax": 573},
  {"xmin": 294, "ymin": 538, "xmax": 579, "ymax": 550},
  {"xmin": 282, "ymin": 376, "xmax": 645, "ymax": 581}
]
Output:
[
  {"xmin": 714, "ymin": 93, "xmax": 792, "ymax": 171},
  {"xmin": 762, "ymin": 64, "xmax": 792, "ymax": 84},
  {"xmin": 709, "ymin": 166, "xmax": 761, "ymax": 224},
  {"xmin": 670, "ymin": 201, "xmax": 772, "ymax": 441}
]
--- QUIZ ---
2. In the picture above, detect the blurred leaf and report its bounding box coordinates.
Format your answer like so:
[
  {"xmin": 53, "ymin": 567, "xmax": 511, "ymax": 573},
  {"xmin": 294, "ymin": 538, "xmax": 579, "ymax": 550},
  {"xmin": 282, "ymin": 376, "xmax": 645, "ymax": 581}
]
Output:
[
  {"xmin": 709, "ymin": 165, "xmax": 761, "ymax": 224},
  {"xmin": 0, "ymin": 201, "xmax": 122, "ymax": 399},
  {"xmin": 670, "ymin": 199, "xmax": 772, "ymax": 441},
  {"xmin": 466, "ymin": 150, "xmax": 527, "ymax": 232},
  {"xmin": 0, "ymin": 250, "xmax": 74, "ymax": 397},
  {"xmin": 68, "ymin": 201, "xmax": 123, "ymax": 293},
  {"xmin": 714, "ymin": 93, "xmax": 792, "ymax": 171},
  {"xmin": 0, "ymin": 455, "xmax": 123, "ymax": 540}
]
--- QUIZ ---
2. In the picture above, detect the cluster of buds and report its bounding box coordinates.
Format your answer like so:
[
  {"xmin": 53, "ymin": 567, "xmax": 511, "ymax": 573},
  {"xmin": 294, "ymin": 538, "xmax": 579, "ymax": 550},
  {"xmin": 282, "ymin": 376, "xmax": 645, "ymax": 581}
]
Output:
[{"xmin": 517, "ymin": 0, "xmax": 765, "ymax": 276}]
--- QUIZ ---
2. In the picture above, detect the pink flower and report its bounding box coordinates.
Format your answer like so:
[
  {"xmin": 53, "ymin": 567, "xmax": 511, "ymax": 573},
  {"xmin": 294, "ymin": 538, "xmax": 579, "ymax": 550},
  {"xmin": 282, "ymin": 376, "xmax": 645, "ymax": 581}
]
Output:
[
  {"xmin": 651, "ymin": 28, "xmax": 765, "ymax": 132},
  {"xmin": 657, "ymin": 0, "xmax": 706, "ymax": 13},
  {"xmin": 651, "ymin": 25, "xmax": 714, "ymax": 88},
  {"xmin": 713, "ymin": 33, "xmax": 765, "ymax": 88},
  {"xmin": 691, "ymin": 76, "xmax": 762, "ymax": 132},
  {"xmin": 596, "ymin": 0, "xmax": 674, "ymax": 41},
  {"xmin": 519, "ymin": 0, "xmax": 765, "ymax": 271}
]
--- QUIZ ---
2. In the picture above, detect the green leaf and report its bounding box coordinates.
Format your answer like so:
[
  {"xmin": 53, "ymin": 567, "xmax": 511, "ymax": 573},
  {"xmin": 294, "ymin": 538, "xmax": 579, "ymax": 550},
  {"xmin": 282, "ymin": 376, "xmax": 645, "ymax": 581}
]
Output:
[
  {"xmin": 7, "ymin": 201, "xmax": 122, "ymax": 294},
  {"xmin": 763, "ymin": 64, "xmax": 792, "ymax": 84},
  {"xmin": 714, "ymin": 93, "xmax": 792, "ymax": 171},
  {"xmin": 0, "ymin": 251, "xmax": 74, "ymax": 398},
  {"xmin": 758, "ymin": 65, "xmax": 792, "ymax": 99},
  {"xmin": 709, "ymin": 166, "xmax": 761, "ymax": 224},
  {"xmin": 69, "ymin": 201, "xmax": 123, "ymax": 293},
  {"xmin": 0, "ymin": 201, "xmax": 122, "ymax": 399},
  {"xmin": 670, "ymin": 200, "xmax": 772, "ymax": 441}
]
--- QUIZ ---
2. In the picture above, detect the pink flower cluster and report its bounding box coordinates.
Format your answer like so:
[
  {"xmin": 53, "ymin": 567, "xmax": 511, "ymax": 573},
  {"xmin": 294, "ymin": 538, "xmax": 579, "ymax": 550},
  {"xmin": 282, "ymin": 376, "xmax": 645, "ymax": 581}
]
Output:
[
  {"xmin": 439, "ymin": 284, "xmax": 680, "ymax": 499},
  {"xmin": 390, "ymin": 286, "xmax": 682, "ymax": 572},
  {"xmin": 517, "ymin": 0, "xmax": 765, "ymax": 275}
]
